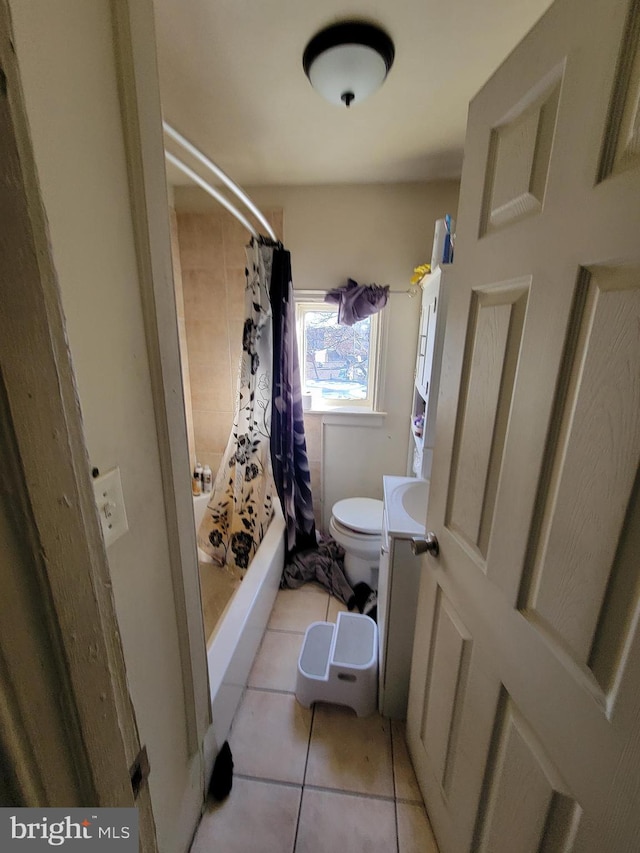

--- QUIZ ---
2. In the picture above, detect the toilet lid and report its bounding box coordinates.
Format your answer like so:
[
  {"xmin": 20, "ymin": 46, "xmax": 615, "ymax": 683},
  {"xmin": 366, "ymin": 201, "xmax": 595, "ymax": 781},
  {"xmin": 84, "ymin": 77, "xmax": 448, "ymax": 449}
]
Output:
[{"xmin": 332, "ymin": 498, "xmax": 384, "ymax": 535}]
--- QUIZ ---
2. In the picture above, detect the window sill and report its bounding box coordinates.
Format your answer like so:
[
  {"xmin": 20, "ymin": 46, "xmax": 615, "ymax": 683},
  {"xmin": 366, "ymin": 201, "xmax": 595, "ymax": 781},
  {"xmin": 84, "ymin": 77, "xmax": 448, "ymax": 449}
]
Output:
[{"xmin": 304, "ymin": 408, "xmax": 387, "ymax": 427}]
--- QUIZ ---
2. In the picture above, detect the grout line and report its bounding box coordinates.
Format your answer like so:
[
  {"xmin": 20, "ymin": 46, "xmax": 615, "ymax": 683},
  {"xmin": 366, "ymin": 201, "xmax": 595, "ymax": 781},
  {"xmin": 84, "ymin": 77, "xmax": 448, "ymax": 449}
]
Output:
[
  {"xmin": 246, "ymin": 685, "xmax": 295, "ymax": 696},
  {"xmin": 303, "ymin": 784, "xmax": 397, "ymax": 804},
  {"xmin": 292, "ymin": 702, "xmax": 315, "ymax": 853},
  {"xmin": 234, "ymin": 773, "xmax": 302, "ymax": 791},
  {"xmin": 232, "ymin": 773, "xmax": 400, "ymax": 805}
]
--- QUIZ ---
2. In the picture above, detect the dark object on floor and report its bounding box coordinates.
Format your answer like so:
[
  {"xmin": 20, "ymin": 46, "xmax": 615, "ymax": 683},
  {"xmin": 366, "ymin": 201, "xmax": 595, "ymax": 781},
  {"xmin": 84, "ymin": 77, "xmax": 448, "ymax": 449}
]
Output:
[
  {"xmin": 281, "ymin": 536, "xmax": 354, "ymax": 604},
  {"xmin": 348, "ymin": 582, "xmax": 378, "ymax": 623},
  {"xmin": 208, "ymin": 741, "xmax": 233, "ymax": 802}
]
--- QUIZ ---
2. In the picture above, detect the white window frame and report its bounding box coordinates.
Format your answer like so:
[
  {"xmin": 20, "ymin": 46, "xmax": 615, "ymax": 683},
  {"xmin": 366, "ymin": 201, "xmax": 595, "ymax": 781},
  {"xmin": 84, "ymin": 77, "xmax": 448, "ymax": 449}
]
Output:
[{"xmin": 294, "ymin": 290, "xmax": 384, "ymax": 412}]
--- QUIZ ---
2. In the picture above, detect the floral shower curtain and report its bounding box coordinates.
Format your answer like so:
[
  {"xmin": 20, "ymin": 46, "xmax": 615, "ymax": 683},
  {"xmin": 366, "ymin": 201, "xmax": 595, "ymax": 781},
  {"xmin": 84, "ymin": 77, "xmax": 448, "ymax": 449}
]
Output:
[
  {"xmin": 197, "ymin": 238, "xmax": 276, "ymax": 572},
  {"xmin": 270, "ymin": 247, "xmax": 317, "ymax": 557}
]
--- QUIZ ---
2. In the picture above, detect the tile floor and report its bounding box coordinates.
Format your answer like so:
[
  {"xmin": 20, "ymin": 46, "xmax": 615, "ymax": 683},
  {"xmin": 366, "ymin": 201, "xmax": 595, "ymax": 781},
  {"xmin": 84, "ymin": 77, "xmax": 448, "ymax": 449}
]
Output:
[{"xmin": 191, "ymin": 583, "xmax": 439, "ymax": 853}]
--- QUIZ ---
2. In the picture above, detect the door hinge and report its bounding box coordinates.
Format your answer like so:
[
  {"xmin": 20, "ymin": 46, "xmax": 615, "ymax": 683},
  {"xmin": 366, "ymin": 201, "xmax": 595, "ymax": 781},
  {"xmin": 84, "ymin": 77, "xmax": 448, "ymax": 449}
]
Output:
[{"xmin": 129, "ymin": 745, "xmax": 150, "ymax": 799}]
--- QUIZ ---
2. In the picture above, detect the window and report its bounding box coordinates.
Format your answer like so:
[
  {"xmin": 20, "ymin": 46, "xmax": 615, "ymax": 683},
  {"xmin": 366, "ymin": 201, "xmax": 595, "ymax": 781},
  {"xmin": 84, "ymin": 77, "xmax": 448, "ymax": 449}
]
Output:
[{"xmin": 295, "ymin": 293, "xmax": 382, "ymax": 409}]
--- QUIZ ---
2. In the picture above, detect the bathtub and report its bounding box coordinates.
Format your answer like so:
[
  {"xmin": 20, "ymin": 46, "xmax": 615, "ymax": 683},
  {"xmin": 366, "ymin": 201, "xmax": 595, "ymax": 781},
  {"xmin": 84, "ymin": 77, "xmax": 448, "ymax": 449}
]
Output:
[{"xmin": 193, "ymin": 493, "xmax": 285, "ymax": 760}]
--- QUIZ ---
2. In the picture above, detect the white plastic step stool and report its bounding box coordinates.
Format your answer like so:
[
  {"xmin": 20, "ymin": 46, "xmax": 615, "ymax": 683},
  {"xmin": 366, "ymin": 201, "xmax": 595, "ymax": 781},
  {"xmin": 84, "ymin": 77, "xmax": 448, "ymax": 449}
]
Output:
[{"xmin": 296, "ymin": 611, "xmax": 378, "ymax": 717}]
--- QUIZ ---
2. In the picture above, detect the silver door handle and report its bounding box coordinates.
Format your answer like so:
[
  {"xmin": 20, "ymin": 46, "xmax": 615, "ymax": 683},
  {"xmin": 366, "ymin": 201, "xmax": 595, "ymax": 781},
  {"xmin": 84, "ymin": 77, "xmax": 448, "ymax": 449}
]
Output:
[{"xmin": 411, "ymin": 533, "xmax": 439, "ymax": 557}]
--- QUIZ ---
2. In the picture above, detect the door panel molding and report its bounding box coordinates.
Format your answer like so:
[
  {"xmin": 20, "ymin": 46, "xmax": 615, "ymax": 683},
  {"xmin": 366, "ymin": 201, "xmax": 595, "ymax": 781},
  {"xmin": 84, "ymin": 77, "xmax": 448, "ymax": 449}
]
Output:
[
  {"xmin": 421, "ymin": 590, "xmax": 473, "ymax": 792},
  {"xmin": 446, "ymin": 280, "xmax": 529, "ymax": 563},
  {"xmin": 481, "ymin": 68, "xmax": 563, "ymax": 235},
  {"xmin": 521, "ymin": 265, "xmax": 640, "ymax": 667},
  {"xmin": 474, "ymin": 692, "xmax": 582, "ymax": 853},
  {"xmin": 599, "ymin": 0, "xmax": 640, "ymax": 180}
]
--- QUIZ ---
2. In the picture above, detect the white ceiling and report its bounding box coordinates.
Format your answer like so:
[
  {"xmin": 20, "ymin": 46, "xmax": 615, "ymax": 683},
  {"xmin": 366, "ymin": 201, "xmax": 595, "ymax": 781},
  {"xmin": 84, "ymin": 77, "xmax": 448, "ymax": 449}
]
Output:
[{"xmin": 153, "ymin": 0, "xmax": 553, "ymax": 187}]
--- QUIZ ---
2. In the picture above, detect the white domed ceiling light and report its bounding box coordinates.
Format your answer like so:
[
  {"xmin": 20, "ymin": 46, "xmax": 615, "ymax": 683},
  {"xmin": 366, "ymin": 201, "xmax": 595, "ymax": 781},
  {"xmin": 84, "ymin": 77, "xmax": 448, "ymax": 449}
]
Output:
[{"xmin": 303, "ymin": 21, "xmax": 395, "ymax": 108}]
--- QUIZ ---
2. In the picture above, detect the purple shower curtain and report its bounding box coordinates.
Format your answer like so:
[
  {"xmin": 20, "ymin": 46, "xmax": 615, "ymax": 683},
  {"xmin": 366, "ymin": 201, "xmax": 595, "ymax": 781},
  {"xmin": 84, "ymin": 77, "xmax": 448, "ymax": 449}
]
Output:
[{"xmin": 269, "ymin": 246, "xmax": 317, "ymax": 557}]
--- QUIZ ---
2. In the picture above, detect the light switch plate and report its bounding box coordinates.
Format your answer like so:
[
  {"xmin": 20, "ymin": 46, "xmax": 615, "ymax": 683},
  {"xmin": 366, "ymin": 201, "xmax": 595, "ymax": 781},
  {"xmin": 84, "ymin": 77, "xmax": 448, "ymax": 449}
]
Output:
[{"xmin": 93, "ymin": 467, "xmax": 129, "ymax": 547}]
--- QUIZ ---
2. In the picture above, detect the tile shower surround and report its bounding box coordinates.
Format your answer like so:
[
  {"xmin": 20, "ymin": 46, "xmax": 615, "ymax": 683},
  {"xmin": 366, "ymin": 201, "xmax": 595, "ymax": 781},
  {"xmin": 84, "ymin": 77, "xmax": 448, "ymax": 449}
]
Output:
[
  {"xmin": 190, "ymin": 584, "xmax": 439, "ymax": 853},
  {"xmin": 172, "ymin": 208, "xmax": 323, "ymax": 528},
  {"xmin": 174, "ymin": 208, "xmax": 283, "ymax": 475}
]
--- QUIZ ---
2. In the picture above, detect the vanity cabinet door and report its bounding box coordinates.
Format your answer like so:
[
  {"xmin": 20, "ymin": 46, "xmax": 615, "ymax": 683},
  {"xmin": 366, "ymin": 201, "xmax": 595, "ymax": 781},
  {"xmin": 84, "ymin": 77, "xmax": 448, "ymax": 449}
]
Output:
[
  {"xmin": 376, "ymin": 531, "xmax": 392, "ymax": 714},
  {"xmin": 378, "ymin": 532, "xmax": 422, "ymax": 720}
]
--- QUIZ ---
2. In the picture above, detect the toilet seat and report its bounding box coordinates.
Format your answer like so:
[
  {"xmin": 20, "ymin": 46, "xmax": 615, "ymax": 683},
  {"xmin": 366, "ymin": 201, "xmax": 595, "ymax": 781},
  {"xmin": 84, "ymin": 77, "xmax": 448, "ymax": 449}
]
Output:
[
  {"xmin": 332, "ymin": 498, "xmax": 383, "ymax": 536},
  {"xmin": 330, "ymin": 498, "xmax": 384, "ymax": 589}
]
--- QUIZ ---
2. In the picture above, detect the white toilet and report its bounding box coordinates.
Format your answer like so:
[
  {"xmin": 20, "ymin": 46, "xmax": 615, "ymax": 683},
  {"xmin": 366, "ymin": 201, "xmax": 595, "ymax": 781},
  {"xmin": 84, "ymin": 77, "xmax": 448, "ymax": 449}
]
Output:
[{"xmin": 329, "ymin": 497, "xmax": 384, "ymax": 589}]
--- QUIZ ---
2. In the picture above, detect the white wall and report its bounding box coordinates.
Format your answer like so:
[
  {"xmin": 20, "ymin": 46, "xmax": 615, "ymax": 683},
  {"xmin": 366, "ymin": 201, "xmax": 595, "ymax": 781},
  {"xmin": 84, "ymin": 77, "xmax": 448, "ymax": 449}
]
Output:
[
  {"xmin": 9, "ymin": 3, "xmax": 198, "ymax": 850},
  {"xmin": 175, "ymin": 182, "xmax": 460, "ymax": 526}
]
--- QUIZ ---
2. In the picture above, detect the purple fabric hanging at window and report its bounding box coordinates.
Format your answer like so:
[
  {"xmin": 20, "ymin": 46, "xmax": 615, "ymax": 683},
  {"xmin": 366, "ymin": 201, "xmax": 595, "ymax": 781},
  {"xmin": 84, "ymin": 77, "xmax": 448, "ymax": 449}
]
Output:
[
  {"xmin": 269, "ymin": 245, "xmax": 317, "ymax": 558},
  {"xmin": 324, "ymin": 278, "xmax": 390, "ymax": 326}
]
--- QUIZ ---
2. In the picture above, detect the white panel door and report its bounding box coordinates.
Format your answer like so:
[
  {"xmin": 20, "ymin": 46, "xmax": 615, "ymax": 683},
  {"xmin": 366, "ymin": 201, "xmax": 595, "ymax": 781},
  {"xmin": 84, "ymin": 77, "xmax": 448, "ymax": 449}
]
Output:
[{"xmin": 406, "ymin": 1, "xmax": 640, "ymax": 851}]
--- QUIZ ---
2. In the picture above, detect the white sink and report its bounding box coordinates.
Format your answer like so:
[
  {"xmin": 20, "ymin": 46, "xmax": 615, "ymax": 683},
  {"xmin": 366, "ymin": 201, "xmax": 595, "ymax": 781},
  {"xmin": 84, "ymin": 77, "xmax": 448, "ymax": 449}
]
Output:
[
  {"xmin": 400, "ymin": 480, "xmax": 429, "ymax": 526},
  {"xmin": 384, "ymin": 476, "xmax": 429, "ymax": 536}
]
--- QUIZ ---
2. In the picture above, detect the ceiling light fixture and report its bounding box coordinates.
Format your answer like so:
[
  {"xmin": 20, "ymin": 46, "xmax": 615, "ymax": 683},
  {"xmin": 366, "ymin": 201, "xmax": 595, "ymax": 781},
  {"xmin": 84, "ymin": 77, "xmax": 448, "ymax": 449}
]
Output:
[{"xmin": 303, "ymin": 21, "xmax": 395, "ymax": 109}]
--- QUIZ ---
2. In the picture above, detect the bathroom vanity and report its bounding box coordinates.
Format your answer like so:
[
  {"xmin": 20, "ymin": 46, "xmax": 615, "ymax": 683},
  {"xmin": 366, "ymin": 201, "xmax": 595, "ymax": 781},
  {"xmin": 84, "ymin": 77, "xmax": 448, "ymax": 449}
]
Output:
[{"xmin": 378, "ymin": 475, "xmax": 429, "ymax": 719}]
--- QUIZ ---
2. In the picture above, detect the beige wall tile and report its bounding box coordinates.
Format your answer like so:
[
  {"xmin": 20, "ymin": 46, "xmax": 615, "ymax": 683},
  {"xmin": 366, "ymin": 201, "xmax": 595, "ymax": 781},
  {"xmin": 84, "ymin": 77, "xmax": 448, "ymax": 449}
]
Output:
[
  {"xmin": 302, "ymin": 413, "xmax": 322, "ymax": 462},
  {"xmin": 175, "ymin": 206, "xmax": 284, "ymax": 488},
  {"xmin": 309, "ymin": 461, "xmax": 323, "ymax": 532},
  {"xmin": 193, "ymin": 410, "xmax": 233, "ymax": 455},
  {"xmin": 176, "ymin": 211, "xmax": 223, "ymax": 271},
  {"xmin": 222, "ymin": 213, "xmax": 252, "ymax": 267},
  {"xmin": 189, "ymin": 357, "xmax": 233, "ymax": 413},
  {"xmin": 309, "ymin": 461, "xmax": 321, "ymax": 493},
  {"xmin": 229, "ymin": 339, "xmax": 242, "ymax": 377},
  {"xmin": 183, "ymin": 269, "xmax": 227, "ymax": 333},
  {"xmin": 199, "ymin": 451, "xmax": 223, "ymax": 476},
  {"xmin": 225, "ymin": 266, "xmax": 246, "ymax": 322}
]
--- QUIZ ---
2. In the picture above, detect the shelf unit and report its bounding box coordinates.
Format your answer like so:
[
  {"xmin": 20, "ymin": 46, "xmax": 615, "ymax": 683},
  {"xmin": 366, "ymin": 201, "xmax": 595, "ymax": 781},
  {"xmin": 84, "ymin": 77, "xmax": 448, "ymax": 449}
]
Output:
[{"xmin": 408, "ymin": 266, "xmax": 450, "ymax": 479}]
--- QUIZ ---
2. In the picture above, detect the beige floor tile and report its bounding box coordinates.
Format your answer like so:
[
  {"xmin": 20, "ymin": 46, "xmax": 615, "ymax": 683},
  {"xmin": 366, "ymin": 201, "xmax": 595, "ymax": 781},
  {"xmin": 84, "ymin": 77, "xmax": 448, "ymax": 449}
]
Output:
[
  {"xmin": 327, "ymin": 595, "xmax": 348, "ymax": 623},
  {"xmin": 248, "ymin": 629, "xmax": 304, "ymax": 692},
  {"xmin": 230, "ymin": 689, "xmax": 311, "ymax": 784},
  {"xmin": 295, "ymin": 788, "xmax": 396, "ymax": 853},
  {"xmin": 268, "ymin": 585, "xmax": 329, "ymax": 632},
  {"xmin": 397, "ymin": 803, "xmax": 439, "ymax": 853},
  {"xmin": 305, "ymin": 705, "xmax": 394, "ymax": 797},
  {"xmin": 392, "ymin": 720, "xmax": 423, "ymax": 803},
  {"xmin": 191, "ymin": 776, "xmax": 300, "ymax": 853}
]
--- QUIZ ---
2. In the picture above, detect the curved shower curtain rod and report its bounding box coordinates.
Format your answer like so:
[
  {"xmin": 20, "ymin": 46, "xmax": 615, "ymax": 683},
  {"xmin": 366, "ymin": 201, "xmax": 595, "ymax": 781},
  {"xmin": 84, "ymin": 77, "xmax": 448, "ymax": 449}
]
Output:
[{"xmin": 163, "ymin": 121, "xmax": 277, "ymax": 242}]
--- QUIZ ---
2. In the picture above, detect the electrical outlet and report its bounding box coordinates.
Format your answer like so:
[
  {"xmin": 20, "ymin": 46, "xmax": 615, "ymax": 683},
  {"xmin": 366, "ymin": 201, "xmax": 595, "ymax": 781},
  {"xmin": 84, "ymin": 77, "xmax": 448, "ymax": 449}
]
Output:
[{"xmin": 93, "ymin": 467, "xmax": 129, "ymax": 547}]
